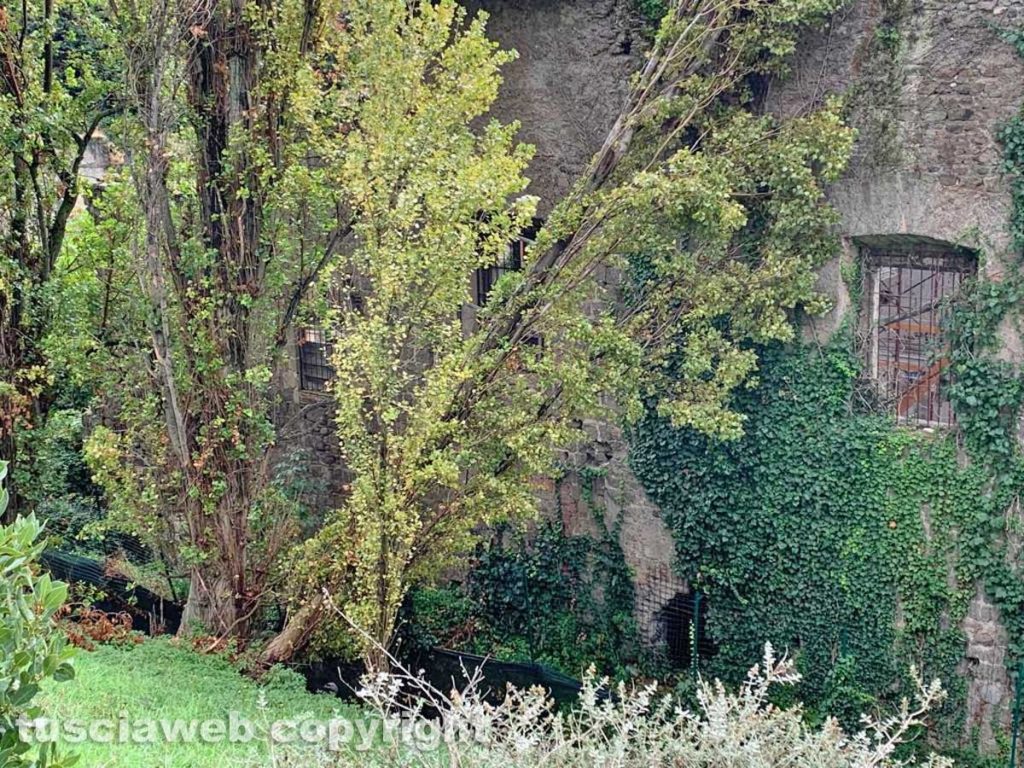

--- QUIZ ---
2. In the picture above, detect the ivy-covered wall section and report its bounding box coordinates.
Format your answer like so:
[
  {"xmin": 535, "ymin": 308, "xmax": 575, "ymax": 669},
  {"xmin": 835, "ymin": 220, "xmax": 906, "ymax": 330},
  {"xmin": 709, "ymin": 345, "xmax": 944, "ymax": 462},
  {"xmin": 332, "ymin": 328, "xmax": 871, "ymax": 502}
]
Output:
[
  {"xmin": 630, "ymin": 336, "xmax": 1007, "ymax": 732},
  {"xmin": 400, "ymin": 514, "xmax": 643, "ymax": 679},
  {"xmin": 627, "ymin": 19, "xmax": 1024, "ymax": 748},
  {"xmin": 627, "ymin": 5, "xmax": 1024, "ymax": 756}
]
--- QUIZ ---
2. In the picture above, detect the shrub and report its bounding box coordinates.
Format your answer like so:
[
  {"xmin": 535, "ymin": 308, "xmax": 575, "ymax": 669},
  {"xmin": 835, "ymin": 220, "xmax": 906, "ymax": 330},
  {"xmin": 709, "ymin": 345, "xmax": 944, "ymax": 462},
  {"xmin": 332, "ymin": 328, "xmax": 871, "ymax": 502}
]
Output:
[
  {"xmin": 267, "ymin": 642, "xmax": 951, "ymax": 768},
  {"xmin": 0, "ymin": 462, "xmax": 77, "ymax": 768},
  {"xmin": 400, "ymin": 521, "xmax": 643, "ymax": 679},
  {"xmin": 58, "ymin": 605, "xmax": 141, "ymax": 650}
]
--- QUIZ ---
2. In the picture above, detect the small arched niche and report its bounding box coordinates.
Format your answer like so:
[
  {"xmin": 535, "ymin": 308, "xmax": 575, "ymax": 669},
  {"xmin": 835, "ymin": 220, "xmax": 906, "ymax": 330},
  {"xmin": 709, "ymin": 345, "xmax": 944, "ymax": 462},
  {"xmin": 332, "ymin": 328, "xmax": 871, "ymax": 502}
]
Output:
[{"xmin": 655, "ymin": 591, "xmax": 716, "ymax": 669}]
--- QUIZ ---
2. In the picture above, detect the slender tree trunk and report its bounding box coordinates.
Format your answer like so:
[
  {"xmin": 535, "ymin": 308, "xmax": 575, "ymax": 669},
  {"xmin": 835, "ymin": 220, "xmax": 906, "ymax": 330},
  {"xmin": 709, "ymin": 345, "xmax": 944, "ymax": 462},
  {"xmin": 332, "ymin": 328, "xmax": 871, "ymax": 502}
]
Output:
[{"xmin": 261, "ymin": 594, "xmax": 324, "ymax": 667}]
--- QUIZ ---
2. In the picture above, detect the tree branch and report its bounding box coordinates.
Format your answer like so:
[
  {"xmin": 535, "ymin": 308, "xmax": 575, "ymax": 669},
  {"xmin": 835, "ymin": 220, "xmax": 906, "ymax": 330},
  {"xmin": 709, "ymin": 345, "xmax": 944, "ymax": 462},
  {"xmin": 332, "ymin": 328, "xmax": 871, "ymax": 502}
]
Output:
[
  {"xmin": 273, "ymin": 221, "xmax": 353, "ymax": 350},
  {"xmin": 46, "ymin": 106, "xmax": 119, "ymax": 276}
]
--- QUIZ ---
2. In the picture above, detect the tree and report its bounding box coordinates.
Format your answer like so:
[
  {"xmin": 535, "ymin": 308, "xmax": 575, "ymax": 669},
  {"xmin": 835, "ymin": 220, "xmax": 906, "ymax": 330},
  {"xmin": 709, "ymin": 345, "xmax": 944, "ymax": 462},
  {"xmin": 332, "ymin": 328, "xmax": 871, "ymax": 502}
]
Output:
[
  {"xmin": 89, "ymin": 0, "xmax": 537, "ymax": 640},
  {"xmin": 262, "ymin": 0, "xmax": 853, "ymax": 667},
  {"xmin": 82, "ymin": 0, "xmax": 851, "ymax": 657},
  {"xmin": 86, "ymin": 0, "xmax": 355, "ymax": 636},
  {"xmin": 0, "ymin": 0, "xmax": 119, "ymax": 522}
]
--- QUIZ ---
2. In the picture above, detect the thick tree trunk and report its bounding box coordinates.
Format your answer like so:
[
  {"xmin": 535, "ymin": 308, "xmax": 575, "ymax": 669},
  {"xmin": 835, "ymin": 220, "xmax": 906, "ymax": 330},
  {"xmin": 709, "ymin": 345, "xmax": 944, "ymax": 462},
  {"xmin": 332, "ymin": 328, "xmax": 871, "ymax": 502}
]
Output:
[
  {"xmin": 126, "ymin": 0, "xmax": 301, "ymax": 646},
  {"xmin": 260, "ymin": 594, "xmax": 324, "ymax": 667},
  {"xmin": 173, "ymin": 446, "xmax": 258, "ymax": 639},
  {"xmin": 181, "ymin": 548, "xmax": 249, "ymax": 638},
  {"xmin": 171, "ymin": 0, "xmax": 266, "ymax": 642}
]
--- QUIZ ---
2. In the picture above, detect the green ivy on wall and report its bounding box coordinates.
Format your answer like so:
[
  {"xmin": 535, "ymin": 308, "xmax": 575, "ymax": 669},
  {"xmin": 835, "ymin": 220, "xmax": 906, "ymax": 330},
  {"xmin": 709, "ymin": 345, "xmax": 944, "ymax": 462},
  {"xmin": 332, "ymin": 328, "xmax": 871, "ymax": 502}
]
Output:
[
  {"xmin": 629, "ymin": 338, "xmax": 995, "ymax": 732},
  {"xmin": 625, "ymin": 271, "xmax": 1024, "ymax": 743},
  {"xmin": 946, "ymin": 273, "xmax": 1024, "ymax": 473},
  {"xmin": 944, "ymin": 22, "xmax": 1024, "ymax": 672},
  {"xmin": 400, "ymin": 511, "xmax": 644, "ymax": 679},
  {"xmin": 624, "ymin": 21, "xmax": 1024, "ymax": 748},
  {"xmin": 998, "ymin": 26, "xmax": 1024, "ymax": 253},
  {"xmin": 632, "ymin": 0, "xmax": 667, "ymax": 27}
]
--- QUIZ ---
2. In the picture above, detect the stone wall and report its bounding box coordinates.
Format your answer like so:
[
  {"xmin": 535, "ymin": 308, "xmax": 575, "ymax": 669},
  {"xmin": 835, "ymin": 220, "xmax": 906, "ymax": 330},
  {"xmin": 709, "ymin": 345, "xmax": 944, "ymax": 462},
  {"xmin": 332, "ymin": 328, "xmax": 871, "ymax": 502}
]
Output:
[
  {"xmin": 770, "ymin": 0, "xmax": 1024, "ymax": 747},
  {"xmin": 962, "ymin": 592, "xmax": 1012, "ymax": 749},
  {"xmin": 457, "ymin": 0, "xmax": 693, "ymax": 642},
  {"xmin": 771, "ymin": 0, "xmax": 1024, "ymax": 256},
  {"xmin": 472, "ymin": 0, "xmax": 1024, "ymax": 743},
  {"xmin": 555, "ymin": 415, "xmax": 687, "ymax": 645},
  {"xmin": 274, "ymin": 2, "xmax": 1024, "ymax": 743},
  {"xmin": 462, "ymin": 0, "xmax": 641, "ymax": 213}
]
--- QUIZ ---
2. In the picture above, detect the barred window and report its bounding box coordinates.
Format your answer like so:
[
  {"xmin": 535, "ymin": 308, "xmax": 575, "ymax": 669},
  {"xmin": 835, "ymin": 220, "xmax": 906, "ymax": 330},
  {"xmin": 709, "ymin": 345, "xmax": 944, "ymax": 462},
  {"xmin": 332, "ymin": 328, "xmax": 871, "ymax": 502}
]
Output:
[
  {"xmin": 298, "ymin": 327, "xmax": 334, "ymax": 392},
  {"xmin": 863, "ymin": 241, "xmax": 976, "ymax": 427},
  {"xmin": 473, "ymin": 235, "xmax": 530, "ymax": 307}
]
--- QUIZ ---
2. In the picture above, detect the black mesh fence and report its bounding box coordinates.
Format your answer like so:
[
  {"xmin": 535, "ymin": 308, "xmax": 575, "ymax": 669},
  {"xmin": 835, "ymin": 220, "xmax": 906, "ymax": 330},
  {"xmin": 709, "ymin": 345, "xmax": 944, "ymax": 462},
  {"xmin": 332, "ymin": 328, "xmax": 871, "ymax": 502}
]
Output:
[
  {"xmin": 41, "ymin": 549, "xmax": 183, "ymax": 635},
  {"xmin": 300, "ymin": 647, "xmax": 605, "ymax": 710}
]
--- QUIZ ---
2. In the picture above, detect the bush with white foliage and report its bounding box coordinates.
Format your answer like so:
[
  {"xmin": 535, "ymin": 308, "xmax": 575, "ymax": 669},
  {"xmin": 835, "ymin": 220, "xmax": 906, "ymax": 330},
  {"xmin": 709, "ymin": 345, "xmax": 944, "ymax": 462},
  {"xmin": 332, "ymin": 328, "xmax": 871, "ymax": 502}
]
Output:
[{"xmin": 266, "ymin": 643, "xmax": 950, "ymax": 768}]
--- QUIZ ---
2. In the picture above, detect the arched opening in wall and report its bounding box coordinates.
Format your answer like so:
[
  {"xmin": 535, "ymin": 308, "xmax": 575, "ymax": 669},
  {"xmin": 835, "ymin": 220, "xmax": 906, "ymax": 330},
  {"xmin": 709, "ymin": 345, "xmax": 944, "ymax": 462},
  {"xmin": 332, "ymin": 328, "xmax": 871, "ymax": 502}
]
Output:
[
  {"xmin": 656, "ymin": 591, "xmax": 716, "ymax": 668},
  {"xmin": 854, "ymin": 234, "xmax": 978, "ymax": 427}
]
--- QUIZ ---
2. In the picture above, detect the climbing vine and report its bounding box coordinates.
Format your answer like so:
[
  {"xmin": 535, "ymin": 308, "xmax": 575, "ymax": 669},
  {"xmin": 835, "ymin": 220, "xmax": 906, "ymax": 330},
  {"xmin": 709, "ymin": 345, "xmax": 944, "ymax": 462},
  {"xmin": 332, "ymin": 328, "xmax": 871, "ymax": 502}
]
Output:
[
  {"xmin": 935, "ymin": 23, "xmax": 1024, "ymax": 690},
  {"xmin": 946, "ymin": 273, "xmax": 1024, "ymax": 472},
  {"xmin": 623, "ymin": 22, "xmax": 1024, "ymax": 753},
  {"xmin": 998, "ymin": 26, "xmax": 1024, "ymax": 253},
  {"xmin": 401, "ymin": 513, "xmax": 643, "ymax": 678},
  {"xmin": 625, "ymin": 263, "xmax": 1024, "ymax": 743},
  {"xmin": 634, "ymin": 0, "xmax": 668, "ymax": 26},
  {"xmin": 629, "ymin": 338, "xmax": 988, "ymax": 734}
]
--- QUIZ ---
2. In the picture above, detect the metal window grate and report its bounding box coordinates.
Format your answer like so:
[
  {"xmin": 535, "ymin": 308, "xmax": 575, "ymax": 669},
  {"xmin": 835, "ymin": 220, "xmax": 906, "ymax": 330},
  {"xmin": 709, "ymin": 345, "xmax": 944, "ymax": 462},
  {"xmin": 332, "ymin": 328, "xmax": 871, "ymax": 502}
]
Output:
[
  {"xmin": 298, "ymin": 327, "xmax": 334, "ymax": 392},
  {"xmin": 474, "ymin": 236, "xmax": 529, "ymax": 307},
  {"xmin": 868, "ymin": 249, "xmax": 975, "ymax": 427}
]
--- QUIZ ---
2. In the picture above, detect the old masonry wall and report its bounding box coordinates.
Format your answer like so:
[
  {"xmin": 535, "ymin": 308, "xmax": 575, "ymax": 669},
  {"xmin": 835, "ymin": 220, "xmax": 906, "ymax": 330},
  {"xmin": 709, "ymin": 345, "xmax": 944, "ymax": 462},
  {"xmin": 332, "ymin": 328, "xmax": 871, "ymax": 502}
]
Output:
[
  {"xmin": 769, "ymin": 0, "xmax": 1024, "ymax": 748},
  {"xmin": 277, "ymin": 0, "xmax": 1024, "ymax": 747},
  {"xmin": 467, "ymin": 0, "xmax": 1024, "ymax": 747}
]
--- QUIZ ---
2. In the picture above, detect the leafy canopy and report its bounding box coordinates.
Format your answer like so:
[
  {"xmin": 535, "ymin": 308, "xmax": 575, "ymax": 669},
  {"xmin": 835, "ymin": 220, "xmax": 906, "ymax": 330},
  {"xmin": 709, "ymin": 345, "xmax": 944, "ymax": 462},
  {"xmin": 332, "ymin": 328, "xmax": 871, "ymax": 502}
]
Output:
[{"xmin": 279, "ymin": 0, "xmax": 854, "ymax": 662}]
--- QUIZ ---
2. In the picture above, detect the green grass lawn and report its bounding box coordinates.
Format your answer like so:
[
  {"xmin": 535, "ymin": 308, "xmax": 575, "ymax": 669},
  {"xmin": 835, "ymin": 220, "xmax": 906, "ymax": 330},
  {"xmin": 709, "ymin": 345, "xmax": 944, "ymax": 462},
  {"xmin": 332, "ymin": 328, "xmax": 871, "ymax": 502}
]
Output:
[{"xmin": 37, "ymin": 638, "xmax": 364, "ymax": 768}]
